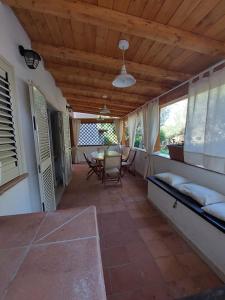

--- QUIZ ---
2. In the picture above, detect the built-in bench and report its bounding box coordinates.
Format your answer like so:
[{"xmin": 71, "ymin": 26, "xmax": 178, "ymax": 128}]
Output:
[
  {"xmin": 147, "ymin": 175, "xmax": 225, "ymax": 281},
  {"xmin": 148, "ymin": 176, "xmax": 225, "ymax": 234}
]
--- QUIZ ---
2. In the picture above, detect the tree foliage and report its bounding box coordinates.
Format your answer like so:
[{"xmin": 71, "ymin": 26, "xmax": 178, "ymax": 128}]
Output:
[{"xmin": 160, "ymin": 99, "xmax": 188, "ymax": 152}]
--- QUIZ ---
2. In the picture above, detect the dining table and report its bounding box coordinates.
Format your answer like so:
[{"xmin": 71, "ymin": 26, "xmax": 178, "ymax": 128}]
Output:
[
  {"xmin": 90, "ymin": 150, "xmax": 127, "ymax": 179},
  {"xmin": 91, "ymin": 150, "xmax": 124, "ymax": 161},
  {"xmin": 91, "ymin": 150, "xmax": 127, "ymax": 178}
]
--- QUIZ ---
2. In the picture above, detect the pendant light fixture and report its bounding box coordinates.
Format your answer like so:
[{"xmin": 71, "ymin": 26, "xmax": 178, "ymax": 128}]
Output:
[
  {"xmin": 112, "ymin": 40, "xmax": 136, "ymax": 88},
  {"xmin": 100, "ymin": 103, "xmax": 111, "ymax": 115},
  {"xmin": 99, "ymin": 95, "xmax": 111, "ymax": 115}
]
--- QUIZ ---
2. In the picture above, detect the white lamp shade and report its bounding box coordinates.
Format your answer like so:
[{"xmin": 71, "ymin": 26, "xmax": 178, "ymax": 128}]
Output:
[
  {"xmin": 112, "ymin": 64, "xmax": 136, "ymax": 88},
  {"xmin": 100, "ymin": 104, "xmax": 111, "ymax": 114}
]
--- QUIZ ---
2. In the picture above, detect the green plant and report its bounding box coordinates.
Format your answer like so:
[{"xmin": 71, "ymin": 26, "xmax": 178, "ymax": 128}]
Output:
[
  {"xmin": 134, "ymin": 134, "xmax": 142, "ymax": 148},
  {"xmin": 160, "ymin": 128, "xmax": 166, "ymax": 143}
]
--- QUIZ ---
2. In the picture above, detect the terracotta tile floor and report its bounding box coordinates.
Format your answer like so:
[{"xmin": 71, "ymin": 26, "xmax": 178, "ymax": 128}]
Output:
[
  {"xmin": 59, "ymin": 164, "xmax": 223, "ymax": 299},
  {"xmin": 0, "ymin": 207, "xmax": 106, "ymax": 300}
]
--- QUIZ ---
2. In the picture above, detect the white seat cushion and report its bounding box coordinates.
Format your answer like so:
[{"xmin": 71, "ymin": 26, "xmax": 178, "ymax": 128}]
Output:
[
  {"xmin": 202, "ymin": 203, "xmax": 225, "ymax": 222},
  {"xmin": 155, "ymin": 172, "xmax": 189, "ymax": 187},
  {"xmin": 106, "ymin": 167, "xmax": 120, "ymax": 176},
  {"xmin": 176, "ymin": 183, "xmax": 225, "ymax": 206}
]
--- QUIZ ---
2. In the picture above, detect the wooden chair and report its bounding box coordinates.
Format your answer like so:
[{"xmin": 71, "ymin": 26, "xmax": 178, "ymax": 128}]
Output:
[
  {"xmin": 102, "ymin": 153, "xmax": 122, "ymax": 184},
  {"xmin": 122, "ymin": 150, "xmax": 136, "ymax": 176},
  {"xmin": 83, "ymin": 153, "xmax": 101, "ymax": 180}
]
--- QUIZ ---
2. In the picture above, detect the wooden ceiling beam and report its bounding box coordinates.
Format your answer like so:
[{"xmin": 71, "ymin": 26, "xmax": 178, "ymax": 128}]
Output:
[
  {"xmin": 52, "ymin": 71, "xmax": 162, "ymax": 97},
  {"xmin": 47, "ymin": 63, "xmax": 171, "ymax": 94},
  {"xmin": 80, "ymin": 119, "xmax": 115, "ymax": 124},
  {"xmin": 69, "ymin": 101, "xmax": 130, "ymax": 113},
  {"xmin": 70, "ymin": 106, "xmax": 124, "ymax": 117},
  {"xmin": 159, "ymin": 83, "xmax": 189, "ymax": 106},
  {"xmin": 5, "ymin": 0, "xmax": 225, "ymax": 56},
  {"xmin": 73, "ymin": 109, "xmax": 123, "ymax": 117},
  {"xmin": 66, "ymin": 95, "xmax": 138, "ymax": 109},
  {"xmin": 33, "ymin": 43, "xmax": 190, "ymax": 82},
  {"xmin": 57, "ymin": 82, "xmax": 148, "ymax": 104}
]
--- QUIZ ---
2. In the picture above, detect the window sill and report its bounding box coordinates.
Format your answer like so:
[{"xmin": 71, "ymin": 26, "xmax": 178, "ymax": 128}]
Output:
[
  {"xmin": 132, "ymin": 147, "xmax": 146, "ymax": 152},
  {"xmin": 152, "ymin": 151, "xmax": 170, "ymax": 159},
  {"xmin": 0, "ymin": 173, "xmax": 28, "ymax": 196},
  {"xmin": 78, "ymin": 144, "xmax": 118, "ymax": 147}
]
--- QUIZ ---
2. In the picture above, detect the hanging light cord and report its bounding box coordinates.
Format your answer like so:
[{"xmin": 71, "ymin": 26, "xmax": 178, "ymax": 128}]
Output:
[{"xmin": 122, "ymin": 49, "xmax": 125, "ymax": 65}]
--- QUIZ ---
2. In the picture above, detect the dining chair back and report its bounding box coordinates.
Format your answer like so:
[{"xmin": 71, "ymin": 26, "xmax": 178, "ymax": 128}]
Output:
[
  {"xmin": 102, "ymin": 153, "xmax": 122, "ymax": 184},
  {"xmin": 121, "ymin": 146, "xmax": 131, "ymax": 161},
  {"xmin": 122, "ymin": 150, "xmax": 136, "ymax": 175},
  {"xmin": 107, "ymin": 145, "xmax": 121, "ymax": 153},
  {"xmin": 127, "ymin": 150, "xmax": 137, "ymax": 165}
]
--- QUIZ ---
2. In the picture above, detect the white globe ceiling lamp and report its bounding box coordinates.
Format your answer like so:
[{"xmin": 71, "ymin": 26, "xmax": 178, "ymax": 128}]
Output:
[{"xmin": 112, "ymin": 40, "xmax": 136, "ymax": 88}]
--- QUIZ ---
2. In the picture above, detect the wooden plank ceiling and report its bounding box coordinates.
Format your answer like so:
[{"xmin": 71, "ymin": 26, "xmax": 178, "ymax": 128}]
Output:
[{"xmin": 4, "ymin": 0, "xmax": 225, "ymax": 117}]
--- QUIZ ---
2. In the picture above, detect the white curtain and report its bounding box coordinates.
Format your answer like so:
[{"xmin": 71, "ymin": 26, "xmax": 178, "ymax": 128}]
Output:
[
  {"xmin": 184, "ymin": 68, "xmax": 225, "ymax": 173},
  {"xmin": 71, "ymin": 119, "xmax": 81, "ymax": 163},
  {"xmin": 128, "ymin": 112, "xmax": 137, "ymax": 148},
  {"xmin": 142, "ymin": 99, "xmax": 159, "ymax": 177},
  {"xmin": 114, "ymin": 119, "xmax": 123, "ymax": 144}
]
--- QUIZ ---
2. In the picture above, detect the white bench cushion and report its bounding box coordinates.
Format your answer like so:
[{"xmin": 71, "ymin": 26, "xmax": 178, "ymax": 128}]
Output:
[
  {"xmin": 155, "ymin": 172, "xmax": 189, "ymax": 187},
  {"xmin": 202, "ymin": 203, "xmax": 225, "ymax": 222},
  {"xmin": 176, "ymin": 183, "xmax": 225, "ymax": 206},
  {"xmin": 106, "ymin": 167, "xmax": 120, "ymax": 177}
]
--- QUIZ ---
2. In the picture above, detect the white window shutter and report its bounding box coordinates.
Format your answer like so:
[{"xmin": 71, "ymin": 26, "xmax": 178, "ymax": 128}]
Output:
[
  {"xmin": 29, "ymin": 85, "xmax": 56, "ymax": 211},
  {"xmin": 62, "ymin": 112, "xmax": 72, "ymax": 185},
  {"xmin": 0, "ymin": 64, "xmax": 20, "ymax": 185}
]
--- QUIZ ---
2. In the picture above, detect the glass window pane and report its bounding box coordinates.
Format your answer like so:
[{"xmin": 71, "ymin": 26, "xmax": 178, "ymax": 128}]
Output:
[
  {"xmin": 160, "ymin": 98, "xmax": 188, "ymax": 154},
  {"xmin": 78, "ymin": 122, "xmax": 118, "ymax": 146},
  {"xmin": 134, "ymin": 119, "xmax": 144, "ymax": 149}
]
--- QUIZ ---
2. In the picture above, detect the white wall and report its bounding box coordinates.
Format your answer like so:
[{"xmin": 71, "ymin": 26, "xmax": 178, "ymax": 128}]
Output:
[
  {"xmin": 134, "ymin": 150, "xmax": 225, "ymax": 193},
  {"xmin": 0, "ymin": 3, "xmax": 67, "ymax": 216},
  {"xmin": 134, "ymin": 149, "xmax": 148, "ymax": 177},
  {"xmin": 151, "ymin": 154, "xmax": 225, "ymax": 195}
]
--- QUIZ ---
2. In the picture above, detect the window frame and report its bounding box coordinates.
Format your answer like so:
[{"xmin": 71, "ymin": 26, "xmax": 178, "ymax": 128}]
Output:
[
  {"xmin": 0, "ymin": 56, "xmax": 23, "ymax": 186},
  {"xmin": 132, "ymin": 112, "xmax": 145, "ymax": 151},
  {"xmin": 78, "ymin": 121, "xmax": 118, "ymax": 147},
  {"xmin": 157, "ymin": 95, "xmax": 188, "ymax": 154}
]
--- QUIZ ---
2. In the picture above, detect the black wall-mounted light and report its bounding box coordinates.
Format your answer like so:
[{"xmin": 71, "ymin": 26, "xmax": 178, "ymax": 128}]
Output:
[
  {"xmin": 18, "ymin": 45, "xmax": 41, "ymax": 69},
  {"xmin": 66, "ymin": 104, "xmax": 73, "ymax": 112}
]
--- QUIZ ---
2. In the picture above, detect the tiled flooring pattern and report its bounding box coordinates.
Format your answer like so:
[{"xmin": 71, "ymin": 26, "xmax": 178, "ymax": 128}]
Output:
[
  {"xmin": 59, "ymin": 164, "xmax": 223, "ymax": 300},
  {"xmin": 0, "ymin": 207, "xmax": 106, "ymax": 300}
]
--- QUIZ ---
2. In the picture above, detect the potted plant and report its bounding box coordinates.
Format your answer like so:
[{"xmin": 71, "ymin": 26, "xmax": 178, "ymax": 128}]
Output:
[{"xmin": 167, "ymin": 139, "xmax": 184, "ymax": 162}]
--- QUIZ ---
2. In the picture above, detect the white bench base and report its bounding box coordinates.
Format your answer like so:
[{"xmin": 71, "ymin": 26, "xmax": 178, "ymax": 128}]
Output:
[{"xmin": 148, "ymin": 180, "xmax": 225, "ymax": 282}]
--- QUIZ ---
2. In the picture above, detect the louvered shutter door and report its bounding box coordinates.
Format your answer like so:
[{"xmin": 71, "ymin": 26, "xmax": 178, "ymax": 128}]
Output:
[
  {"xmin": 0, "ymin": 65, "xmax": 20, "ymax": 185},
  {"xmin": 29, "ymin": 85, "xmax": 56, "ymax": 211},
  {"xmin": 62, "ymin": 112, "xmax": 72, "ymax": 185}
]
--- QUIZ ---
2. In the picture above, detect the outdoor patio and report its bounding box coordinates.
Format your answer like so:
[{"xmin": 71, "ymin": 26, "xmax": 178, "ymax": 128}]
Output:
[
  {"xmin": 59, "ymin": 164, "xmax": 223, "ymax": 299},
  {"xmin": 1, "ymin": 1, "xmax": 225, "ymax": 299}
]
